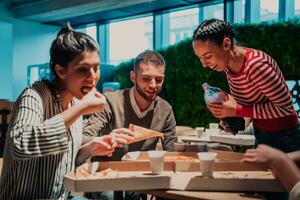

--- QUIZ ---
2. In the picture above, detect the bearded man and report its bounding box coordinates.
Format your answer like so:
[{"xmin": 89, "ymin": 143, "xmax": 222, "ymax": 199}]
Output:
[{"xmin": 83, "ymin": 50, "xmax": 176, "ymax": 161}]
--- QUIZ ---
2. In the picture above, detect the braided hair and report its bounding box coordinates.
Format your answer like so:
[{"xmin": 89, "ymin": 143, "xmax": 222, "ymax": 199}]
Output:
[
  {"xmin": 50, "ymin": 23, "xmax": 99, "ymax": 78},
  {"xmin": 193, "ymin": 18, "xmax": 234, "ymax": 46}
]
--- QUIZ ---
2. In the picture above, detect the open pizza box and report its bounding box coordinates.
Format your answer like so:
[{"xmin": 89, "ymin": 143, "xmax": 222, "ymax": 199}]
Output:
[
  {"xmin": 64, "ymin": 170, "xmax": 172, "ymax": 192},
  {"xmin": 170, "ymin": 171, "xmax": 284, "ymax": 192},
  {"xmin": 121, "ymin": 150, "xmax": 254, "ymax": 172},
  {"xmin": 64, "ymin": 150, "xmax": 284, "ymax": 193},
  {"xmin": 122, "ymin": 150, "xmax": 243, "ymax": 161}
]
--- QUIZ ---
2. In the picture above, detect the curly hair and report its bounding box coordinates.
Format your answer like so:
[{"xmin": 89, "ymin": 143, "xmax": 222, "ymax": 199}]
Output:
[{"xmin": 193, "ymin": 18, "xmax": 234, "ymax": 46}]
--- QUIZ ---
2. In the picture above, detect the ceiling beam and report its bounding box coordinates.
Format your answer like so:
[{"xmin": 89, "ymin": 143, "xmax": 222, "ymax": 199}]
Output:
[{"xmin": 12, "ymin": 0, "xmax": 161, "ymax": 22}]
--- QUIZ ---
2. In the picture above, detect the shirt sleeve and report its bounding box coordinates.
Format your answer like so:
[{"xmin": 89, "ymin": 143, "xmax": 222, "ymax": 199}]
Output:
[
  {"xmin": 82, "ymin": 103, "xmax": 112, "ymax": 139},
  {"xmin": 10, "ymin": 88, "xmax": 69, "ymax": 160},
  {"xmin": 239, "ymin": 61, "xmax": 294, "ymax": 119},
  {"xmin": 162, "ymin": 109, "xmax": 176, "ymax": 151},
  {"xmin": 289, "ymin": 181, "xmax": 300, "ymax": 200}
]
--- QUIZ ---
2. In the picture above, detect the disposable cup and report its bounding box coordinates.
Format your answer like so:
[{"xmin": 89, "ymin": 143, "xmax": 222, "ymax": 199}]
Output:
[
  {"xmin": 197, "ymin": 152, "xmax": 217, "ymax": 177},
  {"xmin": 148, "ymin": 151, "xmax": 166, "ymax": 174},
  {"xmin": 195, "ymin": 127, "xmax": 205, "ymax": 137}
]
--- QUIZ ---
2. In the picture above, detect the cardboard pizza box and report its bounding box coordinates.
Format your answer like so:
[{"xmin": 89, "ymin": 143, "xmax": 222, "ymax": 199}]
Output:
[
  {"xmin": 64, "ymin": 150, "xmax": 278, "ymax": 193},
  {"xmin": 170, "ymin": 171, "xmax": 284, "ymax": 192},
  {"xmin": 64, "ymin": 166, "xmax": 282, "ymax": 193},
  {"xmin": 122, "ymin": 150, "xmax": 243, "ymax": 161},
  {"xmin": 120, "ymin": 151, "xmax": 263, "ymax": 172},
  {"xmin": 64, "ymin": 171, "xmax": 172, "ymax": 192},
  {"xmin": 94, "ymin": 156, "xmax": 264, "ymax": 173},
  {"xmin": 122, "ymin": 151, "xmax": 199, "ymax": 160}
]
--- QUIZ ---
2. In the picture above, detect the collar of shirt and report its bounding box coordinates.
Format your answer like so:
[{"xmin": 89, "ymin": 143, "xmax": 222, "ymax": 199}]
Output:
[{"xmin": 129, "ymin": 88, "xmax": 155, "ymax": 119}]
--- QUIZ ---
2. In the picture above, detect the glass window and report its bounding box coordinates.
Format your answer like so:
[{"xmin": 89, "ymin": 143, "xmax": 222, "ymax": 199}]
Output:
[
  {"xmin": 167, "ymin": 7, "xmax": 199, "ymax": 46},
  {"xmin": 75, "ymin": 25, "xmax": 97, "ymax": 42},
  {"xmin": 86, "ymin": 26, "xmax": 97, "ymax": 41},
  {"xmin": 233, "ymin": 0, "xmax": 245, "ymax": 23},
  {"xmin": 260, "ymin": 0, "xmax": 279, "ymax": 22},
  {"xmin": 296, "ymin": 0, "xmax": 300, "ymax": 18},
  {"xmin": 27, "ymin": 64, "xmax": 52, "ymax": 85},
  {"xmin": 109, "ymin": 16, "xmax": 153, "ymax": 65},
  {"xmin": 202, "ymin": 3, "xmax": 224, "ymax": 20}
]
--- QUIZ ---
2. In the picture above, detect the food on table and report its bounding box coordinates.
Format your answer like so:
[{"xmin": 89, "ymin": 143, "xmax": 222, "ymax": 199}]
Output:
[
  {"xmin": 164, "ymin": 155, "xmax": 198, "ymax": 162},
  {"xmin": 74, "ymin": 167, "xmax": 118, "ymax": 179},
  {"xmin": 128, "ymin": 124, "xmax": 164, "ymax": 143}
]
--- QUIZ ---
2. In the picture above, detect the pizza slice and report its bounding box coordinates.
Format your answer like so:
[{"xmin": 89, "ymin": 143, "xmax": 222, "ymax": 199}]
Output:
[{"xmin": 128, "ymin": 124, "xmax": 164, "ymax": 144}]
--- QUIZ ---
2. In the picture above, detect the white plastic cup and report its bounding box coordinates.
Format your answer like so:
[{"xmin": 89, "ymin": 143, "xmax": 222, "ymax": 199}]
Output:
[
  {"xmin": 195, "ymin": 127, "xmax": 205, "ymax": 138},
  {"xmin": 206, "ymin": 128, "xmax": 220, "ymax": 135},
  {"xmin": 197, "ymin": 152, "xmax": 217, "ymax": 177},
  {"xmin": 209, "ymin": 123, "xmax": 219, "ymax": 129},
  {"xmin": 148, "ymin": 151, "xmax": 166, "ymax": 174}
]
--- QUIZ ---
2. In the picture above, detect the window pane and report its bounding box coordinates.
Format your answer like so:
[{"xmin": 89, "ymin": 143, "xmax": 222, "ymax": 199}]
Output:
[
  {"xmin": 233, "ymin": 0, "xmax": 245, "ymax": 23},
  {"xmin": 260, "ymin": 0, "xmax": 279, "ymax": 22},
  {"xmin": 75, "ymin": 25, "xmax": 97, "ymax": 42},
  {"xmin": 168, "ymin": 7, "xmax": 199, "ymax": 46},
  {"xmin": 296, "ymin": 0, "xmax": 300, "ymax": 18},
  {"xmin": 86, "ymin": 26, "xmax": 97, "ymax": 41},
  {"xmin": 203, "ymin": 3, "xmax": 224, "ymax": 20},
  {"xmin": 109, "ymin": 16, "xmax": 153, "ymax": 65}
]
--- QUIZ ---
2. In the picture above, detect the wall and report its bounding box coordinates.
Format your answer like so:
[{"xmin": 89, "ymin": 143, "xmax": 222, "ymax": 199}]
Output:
[
  {"xmin": 12, "ymin": 21, "xmax": 58, "ymax": 99},
  {"xmin": 0, "ymin": 21, "xmax": 13, "ymax": 100},
  {"xmin": 0, "ymin": 2, "xmax": 58, "ymax": 100}
]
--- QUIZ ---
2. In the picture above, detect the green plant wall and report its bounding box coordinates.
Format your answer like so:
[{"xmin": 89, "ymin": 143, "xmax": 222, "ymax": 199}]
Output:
[{"xmin": 114, "ymin": 20, "xmax": 300, "ymax": 128}]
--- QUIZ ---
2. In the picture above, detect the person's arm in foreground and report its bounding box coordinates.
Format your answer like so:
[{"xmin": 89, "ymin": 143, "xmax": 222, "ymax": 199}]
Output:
[
  {"xmin": 287, "ymin": 151, "xmax": 300, "ymax": 168},
  {"xmin": 242, "ymin": 144, "xmax": 300, "ymax": 192}
]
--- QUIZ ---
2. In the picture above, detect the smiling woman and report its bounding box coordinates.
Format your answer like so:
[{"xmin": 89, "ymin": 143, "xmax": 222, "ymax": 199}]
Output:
[{"xmin": 192, "ymin": 18, "xmax": 300, "ymax": 153}]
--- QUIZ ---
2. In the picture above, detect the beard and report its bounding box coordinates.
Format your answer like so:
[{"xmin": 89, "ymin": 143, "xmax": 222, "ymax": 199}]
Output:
[{"xmin": 135, "ymin": 83, "xmax": 159, "ymax": 102}]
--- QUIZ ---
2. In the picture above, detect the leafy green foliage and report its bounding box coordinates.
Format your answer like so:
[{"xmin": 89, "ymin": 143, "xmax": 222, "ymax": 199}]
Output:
[{"xmin": 114, "ymin": 21, "xmax": 300, "ymax": 128}]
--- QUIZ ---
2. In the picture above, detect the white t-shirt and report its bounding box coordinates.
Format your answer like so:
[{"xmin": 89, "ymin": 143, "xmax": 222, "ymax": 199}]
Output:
[{"xmin": 290, "ymin": 181, "xmax": 300, "ymax": 200}]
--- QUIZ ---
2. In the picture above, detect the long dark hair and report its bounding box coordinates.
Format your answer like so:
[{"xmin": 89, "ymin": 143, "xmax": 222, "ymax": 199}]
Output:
[
  {"xmin": 193, "ymin": 18, "xmax": 234, "ymax": 46},
  {"xmin": 49, "ymin": 24, "xmax": 99, "ymax": 77}
]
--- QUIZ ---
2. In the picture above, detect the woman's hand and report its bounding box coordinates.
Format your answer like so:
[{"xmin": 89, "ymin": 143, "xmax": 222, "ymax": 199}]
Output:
[
  {"xmin": 88, "ymin": 135, "xmax": 116, "ymax": 157},
  {"xmin": 109, "ymin": 128, "xmax": 135, "ymax": 147},
  {"xmin": 80, "ymin": 88, "xmax": 107, "ymax": 115},
  {"xmin": 207, "ymin": 94, "xmax": 237, "ymax": 118}
]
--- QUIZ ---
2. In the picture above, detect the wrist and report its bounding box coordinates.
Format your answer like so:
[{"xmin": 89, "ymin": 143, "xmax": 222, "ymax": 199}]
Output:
[
  {"xmin": 236, "ymin": 104, "xmax": 253, "ymax": 118},
  {"xmin": 76, "ymin": 101, "xmax": 87, "ymax": 116},
  {"xmin": 270, "ymin": 154, "xmax": 288, "ymax": 169},
  {"xmin": 87, "ymin": 140, "xmax": 96, "ymax": 157}
]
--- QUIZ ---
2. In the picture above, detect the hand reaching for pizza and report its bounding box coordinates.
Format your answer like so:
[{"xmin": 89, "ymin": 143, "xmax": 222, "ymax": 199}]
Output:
[
  {"xmin": 109, "ymin": 128, "xmax": 135, "ymax": 147},
  {"xmin": 108, "ymin": 125, "xmax": 164, "ymax": 146},
  {"xmin": 87, "ymin": 135, "xmax": 116, "ymax": 157}
]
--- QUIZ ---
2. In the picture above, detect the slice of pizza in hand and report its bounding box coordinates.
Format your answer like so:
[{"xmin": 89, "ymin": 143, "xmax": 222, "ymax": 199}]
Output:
[{"xmin": 128, "ymin": 124, "xmax": 164, "ymax": 144}]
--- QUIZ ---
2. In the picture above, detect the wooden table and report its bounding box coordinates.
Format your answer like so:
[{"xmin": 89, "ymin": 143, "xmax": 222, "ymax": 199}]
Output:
[{"xmin": 136, "ymin": 190, "xmax": 265, "ymax": 200}]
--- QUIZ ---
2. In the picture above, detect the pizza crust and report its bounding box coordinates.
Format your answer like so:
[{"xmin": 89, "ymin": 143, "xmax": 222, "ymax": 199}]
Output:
[{"xmin": 128, "ymin": 124, "xmax": 164, "ymax": 144}]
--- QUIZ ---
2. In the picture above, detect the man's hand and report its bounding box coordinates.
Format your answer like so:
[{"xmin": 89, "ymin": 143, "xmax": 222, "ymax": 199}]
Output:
[
  {"xmin": 88, "ymin": 135, "xmax": 116, "ymax": 157},
  {"xmin": 109, "ymin": 128, "xmax": 135, "ymax": 147}
]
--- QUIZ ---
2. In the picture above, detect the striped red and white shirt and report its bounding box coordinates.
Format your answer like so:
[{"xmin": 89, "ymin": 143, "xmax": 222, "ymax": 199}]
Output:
[{"xmin": 225, "ymin": 48, "xmax": 298, "ymax": 132}]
